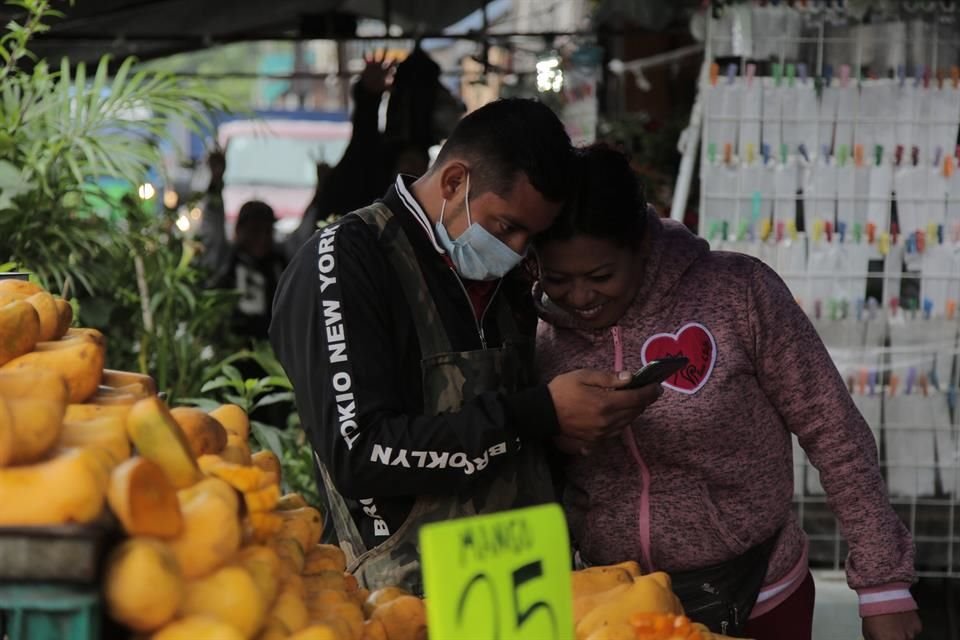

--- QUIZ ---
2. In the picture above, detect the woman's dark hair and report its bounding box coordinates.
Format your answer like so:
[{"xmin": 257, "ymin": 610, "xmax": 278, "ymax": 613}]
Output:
[{"xmin": 535, "ymin": 144, "xmax": 647, "ymax": 249}]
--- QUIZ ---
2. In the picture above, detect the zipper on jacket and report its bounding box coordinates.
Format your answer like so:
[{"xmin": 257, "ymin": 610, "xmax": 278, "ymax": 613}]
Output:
[
  {"xmin": 614, "ymin": 325, "xmax": 654, "ymax": 573},
  {"xmin": 449, "ymin": 267, "xmax": 502, "ymax": 350}
]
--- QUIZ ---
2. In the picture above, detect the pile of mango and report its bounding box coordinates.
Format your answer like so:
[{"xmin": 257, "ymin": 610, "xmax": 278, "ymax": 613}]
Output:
[
  {"xmin": 0, "ymin": 279, "xmax": 427, "ymax": 640},
  {"xmin": 572, "ymin": 563, "xmax": 741, "ymax": 640}
]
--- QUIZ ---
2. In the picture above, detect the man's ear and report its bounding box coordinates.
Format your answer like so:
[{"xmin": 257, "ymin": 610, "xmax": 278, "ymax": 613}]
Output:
[{"xmin": 438, "ymin": 161, "xmax": 469, "ymax": 202}]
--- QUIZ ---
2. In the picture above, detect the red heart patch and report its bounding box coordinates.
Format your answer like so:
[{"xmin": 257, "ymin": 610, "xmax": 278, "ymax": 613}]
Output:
[{"xmin": 640, "ymin": 322, "xmax": 717, "ymax": 395}]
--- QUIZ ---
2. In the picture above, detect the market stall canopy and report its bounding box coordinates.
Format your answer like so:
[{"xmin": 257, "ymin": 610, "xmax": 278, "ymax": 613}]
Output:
[{"xmin": 2, "ymin": 0, "xmax": 494, "ymax": 65}]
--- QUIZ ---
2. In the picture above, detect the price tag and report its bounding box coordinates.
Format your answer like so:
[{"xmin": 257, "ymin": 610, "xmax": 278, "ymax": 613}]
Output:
[{"xmin": 420, "ymin": 504, "xmax": 574, "ymax": 640}]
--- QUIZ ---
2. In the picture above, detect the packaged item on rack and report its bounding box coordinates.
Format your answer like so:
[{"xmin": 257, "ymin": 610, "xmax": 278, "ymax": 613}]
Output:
[
  {"xmin": 738, "ymin": 161, "xmax": 766, "ymax": 224},
  {"xmin": 836, "ymin": 149, "xmax": 856, "ymax": 226},
  {"xmin": 761, "ymin": 72, "xmax": 783, "ymax": 151},
  {"xmin": 948, "ymin": 158, "xmax": 960, "ymax": 221},
  {"xmin": 834, "ymin": 66, "xmax": 858, "ymax": 153},
  {"xmin": 883, "ymin": 369, "xmax": 940, "ymax": 498},
  {"xmin": 919, "ymin": 236, "xmax": 953, "ymax": 318},
  {"xmin": 895, "ymin": 75, "xmax": 918, "ymax": 154},
  {"xmin": 775, "ymin": 224, "xmax": 806, "ymax": 303},
  {"xmin": 818, "ymin": 70, "xmax": 839, "ymax": 155},
  {"xmin": 937, "ymin": 390, "xmax": 958, "ymax": 498},
  {"xmin": 914, "ymin": 76, "xmax": 935, "ymax": 165},
  {"xmin": 774, "ymin": 157, "xmax": 798, "ymax": 229},
  {"xmin": 806, "ymin": 223, "xmax": 838, "ymax": 318},
  {"xmin": 928, "ymin": 83, "xmax": 960, "ymax": 162},
  {"xmin": 857, "ymin": 79, "xmax": 897, "ymax": 154},
  {"xmin": 737, "ymin": 65, "xmax": 761, "ymax": 157},
  {"xmin": 867, "ymin": 159, "xmax": 893, "ymax": 230},
  {"xmin": 882, "ymin": 237, "xmax": 905, "ymax": 307},
  {"xmin": 894, "ymin": 164, "xmax": 922, "ymax": 234},
  {"xmin": 782, "ymin": 65, "xmax": 818, "ymax": 153},
  {"xmin": 700, "ymin": 160, "xmax": 729, "ymax": 244},
  {"xmin": 705, "ymin": 64, "xmax": 739, "ymax": 156},
  {"xmin": 804, "ymin": 156, "xmax": 837, "ymax": 227},
  {"xmin": 925, "ymin": 160, "xmax": 949, "ymax": 228}
]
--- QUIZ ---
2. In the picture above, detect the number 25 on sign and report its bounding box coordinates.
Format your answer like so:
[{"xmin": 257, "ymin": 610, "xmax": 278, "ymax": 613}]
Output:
[{"xmin": 420, "ymin": 504, "xmax": 574, "ymax": 639}]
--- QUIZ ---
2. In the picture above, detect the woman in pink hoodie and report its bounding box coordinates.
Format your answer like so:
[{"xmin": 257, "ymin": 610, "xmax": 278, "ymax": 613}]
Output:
[{"xmin": 534, "ymin": 146, "xmax": 921, "ymax": 640}]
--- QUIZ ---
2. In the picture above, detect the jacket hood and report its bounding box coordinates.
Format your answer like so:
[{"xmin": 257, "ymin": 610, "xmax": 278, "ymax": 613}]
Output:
[{"xmin": 534, "ymin": 210, "xmax": 710, "ymax": 330}]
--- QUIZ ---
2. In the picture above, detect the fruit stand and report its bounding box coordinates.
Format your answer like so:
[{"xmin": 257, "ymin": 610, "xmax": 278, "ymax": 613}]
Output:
[{"xmin": 0, "ymin": 275, "xmax": 738, "ymax": 640}]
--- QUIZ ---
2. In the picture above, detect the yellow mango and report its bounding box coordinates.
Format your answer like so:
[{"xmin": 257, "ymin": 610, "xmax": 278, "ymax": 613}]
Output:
[
  {"xmin": 277, "ymin": 492, "xmax": 309, "ymax": 510},
  {"xmin": 126, "ymin": 396, "xmax": 201, "ymax": 489},
  {"xmin": 108, "ymin": 456, "xmax": 182, "ymax": 538},
  {"xmin": 369, "ymin": 596, "xmax": 427, "ymax": 640},
  {"xmin": 0, "ymin": 279, "xmax": 43, "ymax": 296},
  {"xmin": 0, "ymin": 448, "xmax": 106, "ymax": 525},
  {"xmin": 575, "ymin": 572, "xmax": 684, "ymax": 640},
  {"xmin": 244, "ymin": 482, "xmax": 281, "ymax": 512},
  {"xmin": 271, "ymin": 537, "xmax": 306, "ymax": 576},
  {"xmin": 101, "ymin": 368, "xmax": 156, "ymax": 397},
  {"xmin": 209, "ymin": 403, "xmax": 250, "ymax": 439},
  {"xmin": 151, "ymin": 616, "xmax": 245, "ymax": 640},
  {"xmin": 0, "ymin": 300, "xmax": 40, "ymax": 367},
  {"xmin": 572, "ymin": 566, "xmax": 634, "ymax": 599},
  {"xmin": 573, "ymin": 583, "xmax": 631, "ymax": 624},
  {"xmin": 170, "ymin": 406, "xmax": 228, "ymax": 457},
  {"xmin": 362, "ymin": 586, "xmax": 411, "ymax": 618},
  {"xmin": 179, "ymin": 564, "xmax": 266, "ymax": 638},
  {"xmin": 269, "ymin": 583, "xmax": 309, "ymax": 633},
  {"xmin": 311, "ymin": 601, "xmax": 363, "ymax": 640},
  {"xmin": 167, "ymin": 485, "xmax": 241, "ymax": 579},
  {"xmin": 0, "ymin": 367, "xmax": 68, "ymax": 465},
  {"xmin": 238, "ymin": 544, "xmax": 283, "ymax": 608},
  {"xmin": 2, "ymin": 338, "xmax": 104, "ymax": 403},
  {"xmin": 279, "ymin": 507, "xmax": 324, "ymax": 550},
  {"xmin": 25, "ymin": 291, "xmax": 59, "ymax": 342},
  {"xmin": 288, "ymin": 625, "xmax": 348, "ymax": 640},
  {"xmin": 584, "ymin": 623, "xmax": 637, "ymax": 640},
  {"xmin": 53, "ymin": 297, "xmax": 72, "ymax": 339},
  {"xmin": 252, "ymin": 449, "xmax": 282, "ymax": 478},
  {"xmin": 59, "ymin": 414, "xmax": 131, "ymax": 465},
  {"xmin": 304, "ymin": 544, "xmax": 347, "ymax": 575},
  {"xmin": 64, "ymin": 401, "xmax": 131, "ymax": 423},
  {"xmin": 105, "ymin": 538, "xmax": 183, "ymax": 632},
  {"xmin": 221, "ymin": 432, "xmax": 252, "ymax": 465},
  {"xmin": 360, "ymin": 620, "xmax": 388, "ymax": 640}
]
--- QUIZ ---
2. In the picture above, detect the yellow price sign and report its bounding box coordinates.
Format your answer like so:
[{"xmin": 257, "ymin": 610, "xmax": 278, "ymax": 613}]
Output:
[{"xmin": 420, "ymin": 504, "xmax": 574, "ymax": 640}]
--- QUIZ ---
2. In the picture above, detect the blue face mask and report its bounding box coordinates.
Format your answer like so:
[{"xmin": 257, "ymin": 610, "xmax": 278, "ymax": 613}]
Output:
[{"xmin": 434, "ymin": 174, "xmax": 525, "ymax": 281}]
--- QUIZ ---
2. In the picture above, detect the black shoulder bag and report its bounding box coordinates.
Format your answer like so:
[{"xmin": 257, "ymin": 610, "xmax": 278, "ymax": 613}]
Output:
[{"xmin": 668, "ymin": 532, "xmax": 780, "ymax": 637}]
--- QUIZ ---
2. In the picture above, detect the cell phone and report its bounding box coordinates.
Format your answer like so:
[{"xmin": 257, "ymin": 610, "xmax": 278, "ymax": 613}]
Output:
[{"xmin": 622, "ymin": 357, "xmax": 689, "ymax": 389}]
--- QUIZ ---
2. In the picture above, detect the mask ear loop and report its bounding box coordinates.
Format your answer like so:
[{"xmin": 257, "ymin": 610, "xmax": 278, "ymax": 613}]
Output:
[
  {"xmin": 464, "ymin": 173, "xmax": 472, "ymax": 226},
  {"xmin": 439, "ymin": 198, "xmax": 446, "ymax": 225}
]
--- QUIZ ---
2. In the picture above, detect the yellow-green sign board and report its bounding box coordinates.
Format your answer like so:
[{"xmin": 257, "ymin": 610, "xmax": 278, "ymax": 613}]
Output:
[{"xmin": 420, "ymin": 504, "xmax": 574, "ymax": 639}]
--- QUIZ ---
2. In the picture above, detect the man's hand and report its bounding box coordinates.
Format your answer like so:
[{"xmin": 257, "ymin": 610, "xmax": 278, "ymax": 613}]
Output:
[
  {"xmin": 862, "ymin": 611, "xmax": 921, "ymax": 640},
  {"xmin": 548, "ymin": 369, "xmax": 662, "ymax": 445},
  {"xmin": 360, "ymin": 50, "xmax": 396, "ymax": 94},
  {"xmin": 553, "ymin": 435, "xmax": 592, "ymax": 456}
]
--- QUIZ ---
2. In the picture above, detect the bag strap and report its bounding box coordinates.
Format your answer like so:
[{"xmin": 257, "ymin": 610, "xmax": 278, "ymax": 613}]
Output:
[{"xmin": 352, "ymin": 203, "xmax": 453, "ymax": 358}]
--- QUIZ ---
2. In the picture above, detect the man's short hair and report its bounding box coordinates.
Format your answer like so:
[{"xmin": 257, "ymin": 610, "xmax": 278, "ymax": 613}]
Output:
[{"xmin": 432, "ymin": 98, "xmax": 573, "ymax": 203}]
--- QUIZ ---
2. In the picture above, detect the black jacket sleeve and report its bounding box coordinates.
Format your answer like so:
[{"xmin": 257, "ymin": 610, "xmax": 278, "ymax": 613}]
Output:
[{"xmin": 270, "ymin": 218, "xmax": 555, "ymax": 500}]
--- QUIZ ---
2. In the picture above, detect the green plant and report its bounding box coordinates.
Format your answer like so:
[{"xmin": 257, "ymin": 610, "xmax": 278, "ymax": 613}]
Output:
[
  {"xmin": 0, "ymin": 0, "xmax": 239, "ymax": 398},
  {"xmin": 188, "ymin": 344, "xmax": 319, "ymax": 507}
]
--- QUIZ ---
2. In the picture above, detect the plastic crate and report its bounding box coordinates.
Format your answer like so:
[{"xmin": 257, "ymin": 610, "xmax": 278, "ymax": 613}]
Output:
[{"xmin": 0, "ymin": 584, "xmax": 100, "ymax": 640}]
